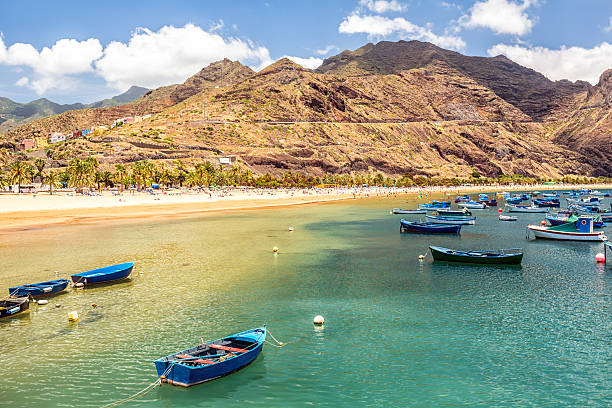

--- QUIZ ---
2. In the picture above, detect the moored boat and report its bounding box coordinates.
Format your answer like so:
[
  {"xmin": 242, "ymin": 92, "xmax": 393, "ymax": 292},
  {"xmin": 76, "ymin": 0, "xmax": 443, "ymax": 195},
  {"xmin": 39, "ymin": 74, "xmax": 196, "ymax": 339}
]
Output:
[
  {"xmin": 533, "ymin": 198, "xmax": 560, "ymax": 208},
  {"xmin": 429, "ymin": 246, "xmax": 523, "ymax": 265},
  {"xmin": 0, "ymin": 296, "xmax": 30, "ymax": 319},
  {"xmin": 8, "ymin": 279, "xmax": 70, "ymax": 297},
  {"xmin": 400, "ymin": 220, "xmax": 462, "ymax": 234},
  {"xmin": 425, "ymin": 215, "xmax": 476, "ymax": 225},
  {"xmin": 155, "ymin": 327, "xmax": 266, "ymax": 387},
  {"xmin": 507, "ymin": 205, "xmax": 548, "ymax": 213},
  {"xmin": 499, "ymin": 215, "xmax": 517, "ymax": 221},
  {"xmin": 436, "ymin": 208, "xmax": 472, "ymax": 216},
  {"xmin": 527, "ymin": 216, "xmax": 606, "ymax": 241},
  {"xmin": 418, "ymin": 201, "xmax": 451, "ymax": 209},
  {"xmin": 484, "ymin": 199, "xmax": 498, "ymax": 207},
  {"xmin": 71, "ymin": 262, "xmax": 134, "ymax": 285},
  {"xmin": 391, "ymin": 208, "xmax": 427, "ymax": 214},
  {"xmin": 458, "ymin": 201, "xmax": 486, "ymax": 209}
]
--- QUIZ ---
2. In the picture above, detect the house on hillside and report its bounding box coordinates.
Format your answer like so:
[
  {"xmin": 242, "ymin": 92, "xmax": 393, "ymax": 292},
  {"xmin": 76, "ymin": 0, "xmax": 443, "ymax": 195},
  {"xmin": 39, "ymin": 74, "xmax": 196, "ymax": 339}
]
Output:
[
  {"xmin": 49, "ymin": 132, "xmax": 66, "ymax": 144},
  {"xmin": 19, "ymin": 138, "xmax": 37, "ymax": 150}
]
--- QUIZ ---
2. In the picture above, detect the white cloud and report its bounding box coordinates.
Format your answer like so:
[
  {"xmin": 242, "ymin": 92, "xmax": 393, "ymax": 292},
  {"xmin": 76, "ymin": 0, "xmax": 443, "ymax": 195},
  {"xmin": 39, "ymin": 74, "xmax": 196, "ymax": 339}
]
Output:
[
  {"xmin": 339, "ymin": 13, "xmax": 466, "ymax": 51},
  {"xmin": 282, "ymin": 56, "xmax": 323, "ymax": 70},
  {"xmin": 460, "ymin": 0, "xmax": 536, "ymax": 36},
  {"xmin": 359, "ymin": 0, "xmax": 407, "ymax": 13},
  {"xmin": 95, "ymin": 24, "xmax": 272, "ymax": 91},
  {"xmin": 0, "ymin": 37, "xmax": 103, "ymax": 94},
  {"xmin": 488, "ymin": 42, "xmax": 612, "ymax": 84},
  {"xmin": 604, "ymin": 17, "xmax": 612, "ymax": 32},
  {"xmin": 315, "ymin": 45, "xmax": 337, "ymax": 55}
]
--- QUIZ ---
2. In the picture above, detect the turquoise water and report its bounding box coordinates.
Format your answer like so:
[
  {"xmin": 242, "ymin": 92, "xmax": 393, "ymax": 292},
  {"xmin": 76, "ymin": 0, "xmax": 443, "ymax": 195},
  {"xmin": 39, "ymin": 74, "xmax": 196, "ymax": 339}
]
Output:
[{"xmin": 1, "ymin": 194, "xmax": 611, "ymax": 407}]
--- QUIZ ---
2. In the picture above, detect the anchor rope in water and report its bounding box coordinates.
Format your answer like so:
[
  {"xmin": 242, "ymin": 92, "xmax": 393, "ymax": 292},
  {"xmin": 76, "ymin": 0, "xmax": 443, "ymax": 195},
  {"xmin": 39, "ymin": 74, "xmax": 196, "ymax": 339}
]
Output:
[{"xmin": 99, "ymin": 364, "xmax": 173, "ymax": 408}]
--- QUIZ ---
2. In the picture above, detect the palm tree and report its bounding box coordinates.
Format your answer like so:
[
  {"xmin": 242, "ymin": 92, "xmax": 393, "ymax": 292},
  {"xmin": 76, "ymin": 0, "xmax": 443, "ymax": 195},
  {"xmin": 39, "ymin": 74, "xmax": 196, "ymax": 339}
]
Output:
[
  {"xmin": 93, "ymin": 171, "xmax": 103, "ymax": 191},
  {"xmin": 33, "ymin": 158, "xmax": 46, "ymax": 183},
  {"xmin": 85, "ymin": 157, "xmax": 99, "ymax": 188},
  {"xmin": 42, "ymin": 171, "xmax": 60, "ymax": 195},
  {"xmin": 101, "ymin": 171, "xmax": 113, "ymax": 188},
  {"xmin": 10, "ymin": 161, "xmax": 32, "ymax": 193},
  {"xmin": 68, "ymin": 159, "xmax": 91, "ymax": 190},
  {"xmin": 114, "ymin": 164, "xmax": 128, "ymax": 191},
  {"xmin": 0, "ymin": 172, "xmax": 7, "ymax": 191}
]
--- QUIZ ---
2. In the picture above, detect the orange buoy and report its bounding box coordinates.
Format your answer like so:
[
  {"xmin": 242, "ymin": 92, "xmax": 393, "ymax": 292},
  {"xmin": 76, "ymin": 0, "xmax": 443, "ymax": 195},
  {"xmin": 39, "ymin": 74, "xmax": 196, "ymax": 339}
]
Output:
[
  {"xmin": 498, "ymin": 208, "xmax": 503, "ymax": 213},
  {"xmin": 540, "ymin": 221, "xmax": 546, "ymax": 226},
  {"xmin": 595, "ymin": 253, "xmax": 605, "ymax": 263}
]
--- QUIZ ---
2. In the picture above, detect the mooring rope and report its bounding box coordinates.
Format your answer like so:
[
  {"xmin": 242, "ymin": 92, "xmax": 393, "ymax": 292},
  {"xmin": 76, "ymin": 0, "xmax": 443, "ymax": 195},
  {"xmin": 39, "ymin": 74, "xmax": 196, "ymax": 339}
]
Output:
[{"xmin": 99, "ymin": 364, "xmax": 173, "ymax": 408}]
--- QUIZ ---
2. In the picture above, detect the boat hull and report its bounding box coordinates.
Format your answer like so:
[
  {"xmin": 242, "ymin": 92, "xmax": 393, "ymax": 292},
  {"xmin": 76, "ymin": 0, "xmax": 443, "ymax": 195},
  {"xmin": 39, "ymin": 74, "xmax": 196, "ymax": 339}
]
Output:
[
  {"xmin": 527, "ymin": 226, "xmax": 604, "ymax": 241},
  {"xmin": 155, "ymin": 327, "xmax": 265, "ymax": 387},
  {"xmin": 71, "ymin": 262, "xmax": 134, "ymax": 285},
  {"xmin": 392, "ymin": 208, "xmax": 426, "ymax": 214},
  {"xmin": 0, "ymin": 297, "xmax": 30, "ymax": 319},
  {"xmin": 425, "ymin": 215, "xmax": 475, "ymax": 225},
  {"xmin": 507, "ymin": 206, "xmax": 548, "ymax": 213},
  {"xmin": 400, "ymin": 220, "xmax": 461, "ymax": 234},
  {"xmin": 430, "ymin": 246, "xmax": 523, "ymax": 265},
  {"xmin": 436, "ymin": 209, "xmax": 472, "ymax": 216},
  {"xmin": 9, "ymin": 279, "xmax": 70, "ymax": 297}
]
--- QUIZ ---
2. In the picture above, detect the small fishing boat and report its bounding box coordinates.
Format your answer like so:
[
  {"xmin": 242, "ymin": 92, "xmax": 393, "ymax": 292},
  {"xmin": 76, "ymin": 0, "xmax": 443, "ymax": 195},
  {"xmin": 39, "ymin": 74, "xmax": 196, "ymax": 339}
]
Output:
[
  {"xmin": 436, "ymin": 208, "xmax": 472, "ymax": 216},
  {"xmin": 478, "ymin": 194, "xmax": 489, "ymax": 202},
  {"xmin": 527, "ymin": 216, "xmax": 606, "ymax": 241},
  {"xmin": 521, "ymin": 194, "xmax": 530, "ymax": 201},
  {"xmin": 484, "ymin": 199, "xmax": 498, "ymax": 207},
  {"xmin": 569, "ymin": 204, "xmax": 601, "ymax": 214},
  {"xmin": 458, "ymin": 201, "xmax": 486, "ymax": 209},
  {"xmin": 454, "ymin": 195, "xmax": 470, "ymax": 203},
  {"xmin": 499, "ymin": 215, "xmax": 518, "ymax": 221},
  {"xmin": 542, "ymin": 192, "xmax": 559, "ymax": 198},
  {"xmin": 429, "ymin": 246, "xmax": 523, "ymax": 265},
  {"xmin": 0, "ymin": 296, "xmax": 30, "ymax": 319},
  {"xmin": 547, "ymin": 213, "xmax": 605, "ymax": 228},
  {"xmin": 155, "ymin": 327, "xmax": 266, "ymax": 387},
  {"xmin": 400, "ymin": 220, "xmax": 462, "ymax": 234},
  {"xmin": 507, "ymin": 205, "xmax": 548, "ymax": 213},
  {"xmin": 71, "ymin": 262, "xmax": 134, "ymax": 285},
  {"xmin": 391, "ymin": 208, "xmax": 427, "ymax": 215},
  {"xmin": 506, "ymin": 197, "xmax": 522, "ymax": 204},
  {"xmin": 8, "ymin": 279, "xmax": 70, "ymax": 297},
  {"xmin": 418, "ymin": 201, "xmax": 451, "ymax": 209},
  {"xmin": 533, "ymin": 199, "xmax": 560, "ymax": 208},
  {"xmin": 425, "ymin": 215, "xmax": 476, "ymax": 225}
]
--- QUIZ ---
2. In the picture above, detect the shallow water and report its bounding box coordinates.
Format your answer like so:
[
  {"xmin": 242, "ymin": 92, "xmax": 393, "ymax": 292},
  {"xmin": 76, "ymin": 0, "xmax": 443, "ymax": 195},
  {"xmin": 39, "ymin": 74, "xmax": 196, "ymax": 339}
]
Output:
[{"xmin": 1, "ymin": 193, "xmax": 611, "ymax": 407}]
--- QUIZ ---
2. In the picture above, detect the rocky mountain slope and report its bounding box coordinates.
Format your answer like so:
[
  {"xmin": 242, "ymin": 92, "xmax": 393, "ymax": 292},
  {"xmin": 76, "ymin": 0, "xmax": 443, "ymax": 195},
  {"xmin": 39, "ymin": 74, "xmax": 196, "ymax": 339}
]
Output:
[
  {"xmin": 0, "ymin": 86, "xmax": 149, "ymax": 133},
  {"xmin": 2, "ymin": 41, "xmax": 610, "ymax": 179}
]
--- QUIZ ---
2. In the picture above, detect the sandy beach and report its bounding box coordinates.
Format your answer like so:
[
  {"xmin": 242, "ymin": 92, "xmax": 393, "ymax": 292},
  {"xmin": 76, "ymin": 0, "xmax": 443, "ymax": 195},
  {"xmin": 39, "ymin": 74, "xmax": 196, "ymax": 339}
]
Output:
[{"xmin": 1, "ymin": 183, "xmax": 610, "ymax": 232}]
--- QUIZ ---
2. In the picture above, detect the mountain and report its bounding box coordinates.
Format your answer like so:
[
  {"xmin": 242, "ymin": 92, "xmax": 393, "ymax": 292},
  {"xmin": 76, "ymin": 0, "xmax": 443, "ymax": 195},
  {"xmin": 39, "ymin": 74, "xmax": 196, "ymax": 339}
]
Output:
[
  {"xmin": 2, "ymin": 42, "xmax": 611, "ymax": 180},
  {"xmin": 316, "ymin": 40, "xmax": 590, "ymax": 121},
  {"xmin": 0, "ymin": 86, "xmax": 149, "ymax": 133}
]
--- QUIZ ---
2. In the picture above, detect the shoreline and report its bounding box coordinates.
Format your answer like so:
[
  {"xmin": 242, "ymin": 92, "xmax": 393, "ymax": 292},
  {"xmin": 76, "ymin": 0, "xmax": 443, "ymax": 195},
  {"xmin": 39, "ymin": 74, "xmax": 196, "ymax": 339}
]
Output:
[{"xmin": 1, "ymin": 183, "xmax": 610, "ymax": 232}]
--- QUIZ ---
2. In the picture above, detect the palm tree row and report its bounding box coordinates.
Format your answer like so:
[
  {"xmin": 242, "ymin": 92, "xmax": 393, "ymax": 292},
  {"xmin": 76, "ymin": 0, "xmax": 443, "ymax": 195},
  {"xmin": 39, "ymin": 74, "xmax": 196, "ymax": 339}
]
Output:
[{"xmin": 2, "ymin": 158, "xmax": 612, "ymax": 191}]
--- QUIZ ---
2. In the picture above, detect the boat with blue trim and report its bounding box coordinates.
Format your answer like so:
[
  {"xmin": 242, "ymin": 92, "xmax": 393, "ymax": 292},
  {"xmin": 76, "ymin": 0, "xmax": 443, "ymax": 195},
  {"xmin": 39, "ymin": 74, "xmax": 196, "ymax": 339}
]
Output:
[
  {"xmin": 418, "ymin": 201, "xmax": 451, "ymax": 209},
  {"xmin": 528, "ymin": 216, "xmax": 606, "ymax": 241},
  {"xmin": 458, "ymin": 201, "xmax": 486, "ymax": 209},
  {"xmin": 400, "ymin": 220, "xmax": 462, "ymax": 234},
  {"xmin": 0, "ymin": 296, "xmax": 30, "ymax": 319},
  {"xmin": 391, "ymin": 208, "xmax": 427, "ymax": 214},
  {"xmin": 430, "ymin": 246, "xmax": 523, "ymax": 265},
  {"xmin": 425, "ymin": 215, "xmax": 476, "ymax": 225},
  {"xmin": 155, "ymin": 327, "xmax": 266, "ymax": 387},
  {"xmin": 70, "ymin": 262, "xmax": 134, "ymax": 285},
  {"xmin": 9, "ymin": 279, "xmax": 70, "ymax": 297}
]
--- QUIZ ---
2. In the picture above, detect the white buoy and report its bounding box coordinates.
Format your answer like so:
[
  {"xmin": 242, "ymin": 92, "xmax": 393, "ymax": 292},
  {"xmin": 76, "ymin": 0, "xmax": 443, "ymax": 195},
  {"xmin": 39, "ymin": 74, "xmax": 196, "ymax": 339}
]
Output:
[
  {"xmin": 418, "ymin": 254, "xmax": 424, "ymax": 260},
  {"xmin": 288, "ymin": 227, "xmax": 294, "ymax": 232},
  {"xmin": 75, "ymin": 282, "xmax": 84, "ymax": 288},
  {"xmin": 37, "ymin": 299, "xmax": 49, "ymax": 305},
  {"xmin": 273, "ymin": 246, "xmax": 279, "ymax": 253},
  {"xmin": 313, "ymin": 315, "xmax": 324, "ymax": 325},
  {"xmin": 68, "ymin": 311, "xmax": 79, "ymax": 322}
]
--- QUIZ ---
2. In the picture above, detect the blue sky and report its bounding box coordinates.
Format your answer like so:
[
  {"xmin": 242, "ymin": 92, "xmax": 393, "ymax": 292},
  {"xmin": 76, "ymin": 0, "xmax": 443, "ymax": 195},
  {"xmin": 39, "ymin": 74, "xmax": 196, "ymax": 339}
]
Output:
[{"xmin": 1, "ymin": 0, "xmax": 611, "ymax": 103}]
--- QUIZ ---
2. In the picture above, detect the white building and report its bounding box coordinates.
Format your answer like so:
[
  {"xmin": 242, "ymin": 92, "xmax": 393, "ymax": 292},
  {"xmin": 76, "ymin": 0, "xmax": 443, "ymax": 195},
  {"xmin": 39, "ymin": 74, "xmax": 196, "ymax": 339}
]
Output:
[{"xmin": 49, "ymin": 132, "xmax": 66, "ymax": 143}]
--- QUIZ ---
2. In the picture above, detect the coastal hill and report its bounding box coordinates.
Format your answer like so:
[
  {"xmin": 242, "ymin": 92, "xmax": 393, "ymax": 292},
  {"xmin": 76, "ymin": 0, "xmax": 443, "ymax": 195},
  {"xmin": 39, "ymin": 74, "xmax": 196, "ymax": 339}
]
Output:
[
  {"xmin": 2, "ymin": 41, "xmax": 610, "ymax": 178},
  {"xmin": 0, "ymin": 86, "xmax": 149, "ymax": 133}
]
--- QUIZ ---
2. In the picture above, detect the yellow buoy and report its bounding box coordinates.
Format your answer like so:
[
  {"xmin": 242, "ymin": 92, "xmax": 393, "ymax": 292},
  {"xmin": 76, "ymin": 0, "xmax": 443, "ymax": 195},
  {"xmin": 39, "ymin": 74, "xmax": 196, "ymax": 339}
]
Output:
[
  {"xmin": 273, "ymin": 246, "xmax": 279, "ymax": 253},
  {"xmin": 68, "ymin": 311, "xmax": 79, "ymax": 322},
  {"xmin": 313, "ymin": 315, "xmax": 324, "ymax": 325}
]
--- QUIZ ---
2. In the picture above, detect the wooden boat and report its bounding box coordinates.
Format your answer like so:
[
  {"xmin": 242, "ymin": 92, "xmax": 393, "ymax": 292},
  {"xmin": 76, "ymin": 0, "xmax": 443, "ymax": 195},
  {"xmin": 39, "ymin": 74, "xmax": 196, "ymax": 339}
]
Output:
[
  {"xmin": 400, "ymin": 220, "xmax": 462, "ymax": 234},
  {"xmin": 71, "ymin": 262, "xmax": 134, "ymax": 285},
  {"xmin": 506, "ymin": 197, "xmax": 522, "ymax": 204},
  {"xmin": 527, "ymin": 216, "xmax": 606, "ymax": 241},
  {"xmin": 0, "ymin": 296, "xmax": 30, "ymax": 319},
  {"xmin": 569, "ymin": 204, "xmax": 601, "ymax": 214},
  {"xmin": 429, "ymin": 246, "xmax": 523, "ymax": 265},
  {"xmin": 155, "ymin": 327, "xmax": 266, "ymax": 387},
  {"xmin": 418, "ymin": 201, "xmax": 451, "ymax": 209},
  {"xmin": 499, "ymin": 215, "xmax": 517, "ymax": 221},
  {"xmin": 533, "ymin": 199, "xmax": 560, "ymax": 208},
  {"xmin": 484, "ymin": 199, "xmax": 498, "ymax": 207},
  {"xmin": 9, "ymin": 279, "xmax": 70, "ymax": 297},
  {"xmin": 436, "ymin": 208, "xmax": 472, "ymax": 216},
  {"xmin": 547, "ymin": 214, "xmax": 605, "ymax": 228},
  {"xmin": 454, "ymin": 195, "xmax": 470, "ymax": 203},
  {"xmin": 458, "ymin": 201, "xmax": 486, "ymax": 209},
  {"xmin": 507, "ymin": 205, "xmax": 548, "ymax": 213},
  {"xmin": 391, "ymin": 208, "xmax": 427, "ymax": 214},
  {"xmin": 542, "ymin": 192, "xmax": 559, "ymax": 198},
  {"xmin": 478, "ymin": 194, "xmax": 489, "ymax": 202},
  {"xmin": 425, "ymin": 215, "xmax": 476, "ymax": 225}
]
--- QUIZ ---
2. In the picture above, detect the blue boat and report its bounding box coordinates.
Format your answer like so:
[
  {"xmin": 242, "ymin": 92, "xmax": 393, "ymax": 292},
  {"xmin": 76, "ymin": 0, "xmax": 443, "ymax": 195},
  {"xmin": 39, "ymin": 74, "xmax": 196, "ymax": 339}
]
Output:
[
  {"xmin": 533, "ymin": 198, "xmax": 560, "ymax": 208},
  {"xmin": 425, "ymin": 215, "xmax": 476, "ymax": 225},
  {"xmin": 506, "ymin": 197, "xmax": 522, "ymax": 204},
  {"xmin": 155, "ymin": 327, "xmax": 266, "ymax": 387},
  {"xmin": 70, "ymin": 262, "xmax": 134, "ymax": 285},
  {"xmin": 8, "ymin": 279, "xmax": 70, "ymax": 297},
  {"xmin": 454, "ymin": 195, "xmax": 470, "ymax": 203},
  {"xmin": 418, "ymin": 201, "xmax": 451, "ymax": 209},
  {"xmin": 400, "ymin": 220, "xmax": 462, "ymax": 234}
]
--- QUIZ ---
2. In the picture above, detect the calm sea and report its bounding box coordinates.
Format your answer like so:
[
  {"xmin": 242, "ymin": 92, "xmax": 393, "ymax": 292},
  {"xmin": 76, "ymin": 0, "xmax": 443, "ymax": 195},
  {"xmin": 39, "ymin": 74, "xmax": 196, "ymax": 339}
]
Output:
[{"xmin": 1, "ymin": 193, "xmax": 610, "ymax": 407}]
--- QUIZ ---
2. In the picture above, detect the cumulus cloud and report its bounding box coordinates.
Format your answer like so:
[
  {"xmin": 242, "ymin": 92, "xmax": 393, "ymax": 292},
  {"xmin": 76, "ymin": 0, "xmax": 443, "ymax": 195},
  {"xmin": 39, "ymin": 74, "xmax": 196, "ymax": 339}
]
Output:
[
  {"xmin": 315, "ymin": 45, "xmax": 337, "ymax": 55},
  {"xmin": 460, "ymin": 0, "xmax": 537, "ymax": 36},
  {"xmin": 96, "ymin": 24, "xmax": 272, "ymax": 91},
  {"xmin": 339, "ymin": 13, "xmax": 466, "ymax": 50},
  {"xmin": 282, "ymin": 56, "xmax": 323, "ymax": 70},
  {"xmin": 0, "ymin": 36, "xmax": 102, "ymax": 94},
  {"xmin": 488, "ymin": 42, "xmax": 612, "ymax": 84},
  {"xmin": 605, "ymin": 17, "xmax": 612, "ymax": 32},
  {"xmin": 359, "ymin": 0, "xmax": 407, "ymax": 13}
]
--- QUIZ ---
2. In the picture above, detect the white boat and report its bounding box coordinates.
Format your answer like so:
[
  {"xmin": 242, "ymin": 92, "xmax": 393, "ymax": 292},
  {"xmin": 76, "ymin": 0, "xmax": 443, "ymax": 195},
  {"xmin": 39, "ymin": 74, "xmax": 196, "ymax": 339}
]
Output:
[
  {"xmin": 507, "ymin": 205, "xmax": 549, "ymax": 213},
  {"xmin": 391, "ymin": 208, "xmax": 427, "ymax": 214},
  {"xmin": 499, "ymin": 215, "xmax": 517, "ymax": 221},
  {"xmin": 425, "ymin": 215, "xmax": 476, "ymax": 225},
  {"xmin": 527, "ymin": 216, "xmax": 606, "ymax": 241},
  {"xmin": 458, "ymin": 201, "xmax": 486, "ymax": 209}
]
